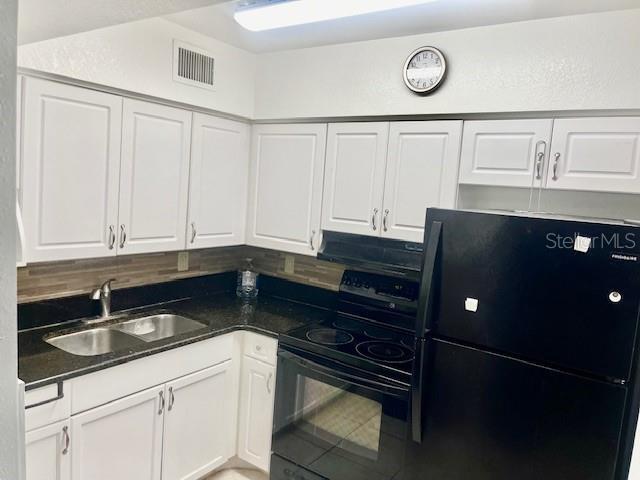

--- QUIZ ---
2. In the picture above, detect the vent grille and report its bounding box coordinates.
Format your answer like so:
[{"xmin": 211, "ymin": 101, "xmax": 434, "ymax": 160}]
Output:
[{"xmin": 173, "ymin": 41, "xmax": 215, "ymax": 89}]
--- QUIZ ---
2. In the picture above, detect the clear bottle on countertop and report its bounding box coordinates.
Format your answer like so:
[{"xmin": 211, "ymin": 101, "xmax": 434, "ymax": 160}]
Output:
[{"xmin": 237, "ymin": 258, "xmax": 259, "ymax": 299}]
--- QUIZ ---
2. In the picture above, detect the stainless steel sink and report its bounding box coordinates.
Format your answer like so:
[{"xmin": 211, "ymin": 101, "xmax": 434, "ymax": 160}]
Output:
[
  {"xmin": 110, "ymin": 314, "xmax": 206, "ymax": 342},
  {"xmin": 46, "ymin": 328, "xmax": 143, "ymax": 356}
]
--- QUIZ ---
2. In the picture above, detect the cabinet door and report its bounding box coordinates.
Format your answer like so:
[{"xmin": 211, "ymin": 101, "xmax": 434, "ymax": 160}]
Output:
[
  {"xmin": 162, "ymin": 361, "xmax": 234, "ymax": 480},
  {"xmin": 246, "ymin": 124, "xmax": 327, "ymax": 255},
  {"xmin": 382, "ymin": 121, "xmax": 463, "ymax": 242},
  {"xmin": 25, "ymin": 420, "xmax": 70, "ymax": 480},
  {"xmin": 70, "ymin": 386, "xmax": 164, "ymax": 480},
  {"xmin": 458, "ymin": 119, "xmax": 552, "ymax": 188},
  {"xmin": 187, "ymin": 114, "xmax": 249, "ymax": 249},
  {"xmin": 237, "ymin": 356, "xmax": 276, "ymax": 472},
  {"xmin": 322, "ymin": 122, "xmax": 389, "ymax": 236},
  {"xmin": 119, "ymin": 99, "xmax": 192, "ymax": 254},
  {"xmin": 21, "ymin": 77, "xmax": 122, "ymax": 262},
  {"xmin": 547, "ymin": 117, "xmax": 640, "ymax": 193}
]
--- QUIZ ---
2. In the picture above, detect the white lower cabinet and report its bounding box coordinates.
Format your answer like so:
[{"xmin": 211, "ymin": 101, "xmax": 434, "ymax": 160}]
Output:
[
  {"xmin": 71, "ymin": 386, "xmax": 165, "ymax": 480},
  {"xmin": 25, "ymin": 420, "xmax": 70, "ymax": 480},
  {"xmin": 237, "ymin": 355, "xmax": 277, "ymax": 472},
  {"xmin": 162, "ymin": 362, "xmax": 234, "ymax": 480}
]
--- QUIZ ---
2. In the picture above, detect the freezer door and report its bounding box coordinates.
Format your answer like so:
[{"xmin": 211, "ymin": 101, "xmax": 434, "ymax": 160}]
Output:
[
  {"xmin": 400, "ymin": 339, "xmax": 627, "ymax": 480},
  {"xmin": 423, "ymin": 208, "xmax": 640, "ymax": 381}
]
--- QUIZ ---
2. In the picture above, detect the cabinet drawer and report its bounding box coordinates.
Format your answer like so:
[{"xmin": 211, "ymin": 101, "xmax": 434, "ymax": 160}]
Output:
[
  {"xmin": 243, "ymin": 332, "xmax": 278, "ymax": 366},
  {"xmin": 70, "ymin": 334, "xmax": 233, "ymax": 414},
  {"xmin": 25, "ymin": 382, "xmax": 70, "ymax": 432}
]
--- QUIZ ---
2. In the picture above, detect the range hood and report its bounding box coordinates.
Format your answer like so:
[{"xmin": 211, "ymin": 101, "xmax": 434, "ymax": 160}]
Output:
[{"xmin": 318, "ymin": 231, "xmax": 423, "ymax": 279}]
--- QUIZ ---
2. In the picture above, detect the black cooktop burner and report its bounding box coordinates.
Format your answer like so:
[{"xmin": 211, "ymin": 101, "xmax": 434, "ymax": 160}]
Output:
[
  {"xmin": 356, "ymin": 341, "xmax": 414, "ymax": 364},
  {"xmin": 306, "ymin": 328, "xmax": 354, "ymax": 346}
]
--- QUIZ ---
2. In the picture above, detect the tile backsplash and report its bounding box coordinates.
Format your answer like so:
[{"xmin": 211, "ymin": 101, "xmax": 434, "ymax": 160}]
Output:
[{"xmin": 18, "ymin": 246, "xmax": 345, "ymax": 303}]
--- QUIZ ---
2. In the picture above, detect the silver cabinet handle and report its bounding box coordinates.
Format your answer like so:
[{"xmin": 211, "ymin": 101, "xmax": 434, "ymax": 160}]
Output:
[
  {"xmin": 310, "ymin": 230, "xmax": 315, "ymax": 251},
  {"xmin": 119, "ymin": 224, "xmax": 127, "ymax": 249},
  {"xmin": 383, "ymin": 209, "xmax": 389, "ymax": 232},
  {"xmin": 168, "ymin": 387, "xmax": 175, "ymax": 411},
  {"xmin": 158, "ymin": 390, "xmax": 165, "ymax": 415},
  {"xmin": 371, "ymin": 208, "xmax": 379, "ymax": 231},
  {"xmin": 190, "ymin": 222, "xmax": 197, "ymax": 244},
  {"xmin": 267, "ymin": 372, "xmax": 273, "ymax": 394},
  {"xmin": 552, "ymin": 152, "xmax": 560, "ymax": 181},
  {"xmin": 62, "ymin": 426, "xmax": 70, "ymax": 455},
  {"xmin": 108, "ymin": 225, "xmax": 116, "ymax": 250},
  {"xmin": 534, "ymin": 140, "xmax": 547, "ymax": 180}
]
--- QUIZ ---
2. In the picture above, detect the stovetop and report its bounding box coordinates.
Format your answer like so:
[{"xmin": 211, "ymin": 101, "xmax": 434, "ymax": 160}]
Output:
[{"xmin": 281, "ymin": 313, "xmax": 416, "ymax": 383}]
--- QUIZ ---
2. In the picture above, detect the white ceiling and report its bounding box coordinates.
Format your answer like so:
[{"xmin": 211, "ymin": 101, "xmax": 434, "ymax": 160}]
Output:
[
  {"xmin": 165, "ymin": 0, "xmax": 640, "ymax": 53},
  {"xmin": 18, "ymin": 0, "xmax": 228, "ymax": 45}
]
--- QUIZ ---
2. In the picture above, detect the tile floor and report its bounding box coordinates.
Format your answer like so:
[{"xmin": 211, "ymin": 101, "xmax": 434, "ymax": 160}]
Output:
[{"xmin": 204, "ymin": 468, "xmax": 268, "ymax": 480}]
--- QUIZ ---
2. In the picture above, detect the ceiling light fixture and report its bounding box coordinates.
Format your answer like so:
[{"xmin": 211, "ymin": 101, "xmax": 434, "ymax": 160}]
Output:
[{"xmin": 234, "ymin": 0, "xmax": 438, "ymax": 32}]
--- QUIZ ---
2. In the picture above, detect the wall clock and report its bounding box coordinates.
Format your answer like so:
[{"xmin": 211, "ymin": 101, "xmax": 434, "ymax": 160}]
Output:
[{"xmin": 403, "ymin": 46, "xmax": 447, "ymax": 94}]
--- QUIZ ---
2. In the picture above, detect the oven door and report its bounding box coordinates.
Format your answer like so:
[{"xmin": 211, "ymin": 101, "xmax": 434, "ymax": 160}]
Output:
[{"xmin": 272, "ymin": 346, "xmax": 410, "ymax": 480}]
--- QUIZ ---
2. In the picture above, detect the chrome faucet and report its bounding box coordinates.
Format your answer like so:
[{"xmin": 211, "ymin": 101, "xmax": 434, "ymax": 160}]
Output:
[{"xmin": 90, "ymin": 279, "xmax": 116, "ymax": 320}]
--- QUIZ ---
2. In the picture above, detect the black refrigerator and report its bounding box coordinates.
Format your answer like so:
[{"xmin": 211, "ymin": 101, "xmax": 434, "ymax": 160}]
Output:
[{"xmin": 400, "ymin": 209, "xmax": 640, "ymax": 480}]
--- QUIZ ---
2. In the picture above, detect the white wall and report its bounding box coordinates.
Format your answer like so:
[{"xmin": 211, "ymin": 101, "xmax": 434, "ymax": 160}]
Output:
[
  {"xmin": 18, "ymin": 17, "xmax": 256, "ymax": 118},
  {"xmin": 254, "ymin": 8, "xmax": 640, "ymax": 120},
  {"xmin": 0, "ymin": 1, "xmax": 20, "ymax": 479}
]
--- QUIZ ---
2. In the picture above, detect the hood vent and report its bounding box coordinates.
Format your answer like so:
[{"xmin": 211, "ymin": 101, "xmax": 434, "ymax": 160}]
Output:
[
  {"xmin": 319, "ymin": 231, "xmax": 424, "ymax": 280},
  {"xmin": 173, "ymin": 41, "xmax": 215, "ymax": 89}
]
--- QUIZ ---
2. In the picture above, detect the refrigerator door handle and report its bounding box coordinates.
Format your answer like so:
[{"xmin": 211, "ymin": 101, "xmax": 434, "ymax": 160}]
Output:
[
  {"xmin": 411, "ymin": 339, "xmax": 427, "ymax": 443},
  {"xmin": 415, "ymin": 220, "xmax": 442, "ymax": 336}
]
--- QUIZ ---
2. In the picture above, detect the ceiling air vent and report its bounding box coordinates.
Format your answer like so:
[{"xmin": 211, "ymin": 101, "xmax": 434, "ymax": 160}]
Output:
[{"xmin": 173, "ymin": 40, "xmax": 215, "ymax": 90}]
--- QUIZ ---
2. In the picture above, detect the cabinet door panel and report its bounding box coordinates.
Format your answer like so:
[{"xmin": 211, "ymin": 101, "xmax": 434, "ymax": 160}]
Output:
[
  {"xmin": 247, "ymin": 124, "xmax": 326, "ymax": 255},
  {"xmin": 238, "ymin": 356, "xmax": 276, "ymax": 472},
  {"xmin": 547, "ymin": 117, "xmax": 640, "ymax": 193},
  {"xmin": 162, "ymin": 361, "xmax": 234, "ymax": 480},
  {"xmin": 322, "ymin": 122, "xmax": 389, "ymax": 236},
  {"xmin": 459, "ymin": 119, "xmax": 552, "ymax": 188},
  {"xmin": 383, "ymin": 121, "xmax": 462, "ymax": 242},
  {"xmin": 119, "ymin": 99, "xmax": 191, "ymax": 254},
  {"xmin": 188, "ymin": 114, "xmax": 249, "ymax": 249},
  {"xmin": 70, "ymin": 386, "xmax": 164, "ymax": 480},
  {"xmin": 25, "ymin": 420, "xmax": 70, "ymax": 480},
  {"xmin": 21, "ymin": 78, "xmax": 122, "ymax": 261}
]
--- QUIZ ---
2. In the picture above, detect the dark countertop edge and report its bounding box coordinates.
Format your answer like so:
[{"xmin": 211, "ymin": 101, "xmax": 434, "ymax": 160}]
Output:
[{"xmin": 23, "ymin": 323, "xmax": 280, "ymax": 391}]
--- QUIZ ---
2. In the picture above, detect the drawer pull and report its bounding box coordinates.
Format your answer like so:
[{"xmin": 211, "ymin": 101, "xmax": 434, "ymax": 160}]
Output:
[
  {"xmin": 25, "ymin": 382, "xmax": 64, "ymax": 410},
  {"xmin": 61, "ymin": 426, "xmax": 70, "ymax": 455}
]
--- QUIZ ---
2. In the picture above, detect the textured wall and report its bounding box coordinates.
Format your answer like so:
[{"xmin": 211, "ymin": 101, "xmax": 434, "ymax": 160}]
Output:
[
  {"xmin": 254, "ymin": 9, "xmax": 640, "ymax": 119},
  {"xmin": 18, "ymin": 17, "xmax": 256, "ymax": 118},
  {"xmin": 0, "ymin": 0, "xmax": 20, "ymax": 478},
  {"xmin": 18, "ymin": 246, "xmax": 345, "ymax": 303}
]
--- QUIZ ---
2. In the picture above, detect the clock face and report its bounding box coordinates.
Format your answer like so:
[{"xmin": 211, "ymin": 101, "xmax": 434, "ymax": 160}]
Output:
[{"xmin": 403, "ymin": 47, "xmax": 446, "ymax": 94}]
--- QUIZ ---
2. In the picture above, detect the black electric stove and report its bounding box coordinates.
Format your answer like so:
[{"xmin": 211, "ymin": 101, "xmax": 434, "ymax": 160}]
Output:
[{"xmin": 280, "ymin": 270, "xmax": 420, "ymax": 384}]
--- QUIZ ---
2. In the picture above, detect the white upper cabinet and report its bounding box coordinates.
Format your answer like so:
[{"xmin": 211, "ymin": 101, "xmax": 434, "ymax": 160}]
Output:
[
  {"xmin": 21, "ymin": 78, "xmax": 123, "ymax": 262},
  {"xmin": 322, "ymin": 122, "xmax": 389, "ymax": 236},
  {"xmin": 162, "ymin": 362, "xmax": 235, "ymax": 480},
  {"xmin": 458, "ymin": 119, "xmax": 553, "ymax": 188},
  {"xmin": 546, "ymin": 117, "xmax": 640, "ymax": 194},
  {"xmin": 187, "ymin": 114, "xmax": 249, "ymax": 249},
  {"xmin": 119, "ymin": 99, "xmax": 192, "ymax": 254},
  {"xmin": 382, "ymin": 121, "xmax": 463, "ymax": 242},
  {"xmin": 246, "ymin": 124, "xmax": 327, "ymax": 255}
]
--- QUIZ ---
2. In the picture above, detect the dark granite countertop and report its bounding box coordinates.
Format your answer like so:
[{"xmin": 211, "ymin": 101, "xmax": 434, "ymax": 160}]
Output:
[{"xmin": 19, "ymin": 287, "xmax": 334, "ymax": 390}]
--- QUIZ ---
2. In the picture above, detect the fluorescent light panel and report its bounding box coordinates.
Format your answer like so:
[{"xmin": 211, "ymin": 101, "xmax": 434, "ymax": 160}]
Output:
[{"xmin": 234, "ymin": 0, "xmax": 438, "ymax": 31}]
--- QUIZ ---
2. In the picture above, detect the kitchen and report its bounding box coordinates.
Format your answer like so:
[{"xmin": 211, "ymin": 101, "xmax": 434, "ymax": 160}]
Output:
[{"xmin": 2, "ymin": 1, "xmax": 640, "ymax": 479}]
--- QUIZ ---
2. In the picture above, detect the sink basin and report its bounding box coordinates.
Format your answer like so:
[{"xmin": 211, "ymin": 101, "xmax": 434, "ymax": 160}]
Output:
[
  {"xmin": 46, "ymin": 328, "xmax": 143, "ymax": 356},
  {"xmin": 110, "ymin": 314, "xmax": 206, "ymax": 342}
]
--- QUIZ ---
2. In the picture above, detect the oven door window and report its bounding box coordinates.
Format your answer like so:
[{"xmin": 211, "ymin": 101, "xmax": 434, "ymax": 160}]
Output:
[{"xmin": 273, "ymin": 350, "xmax": 409, "ymax": 480}]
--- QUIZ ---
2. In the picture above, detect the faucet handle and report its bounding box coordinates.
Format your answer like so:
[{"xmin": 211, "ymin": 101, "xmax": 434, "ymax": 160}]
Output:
[{"xmin": 90, "ymin": 288, "xmax": 102, "ymax": 300}]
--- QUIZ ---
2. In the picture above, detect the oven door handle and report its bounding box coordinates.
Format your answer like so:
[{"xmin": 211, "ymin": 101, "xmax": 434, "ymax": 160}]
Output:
[{"xmin": 279, "ymin": 349, "xmax": 409, "ymax": 398}]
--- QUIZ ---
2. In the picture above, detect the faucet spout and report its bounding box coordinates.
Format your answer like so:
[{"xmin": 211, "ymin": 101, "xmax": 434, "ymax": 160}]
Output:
[{"xmin": 89, "ymin": 279, "xmax": 116, "ymax": 320}]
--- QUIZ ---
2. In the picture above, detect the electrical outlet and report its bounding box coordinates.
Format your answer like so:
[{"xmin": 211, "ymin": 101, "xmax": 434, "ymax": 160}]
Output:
[
  {"xmin": 284, "ymin": 254, "xmax": 295, "ymax": 274},
  {"xmin": 177, "ymin": 252, "xmax": 189, "ymax": 272}
]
